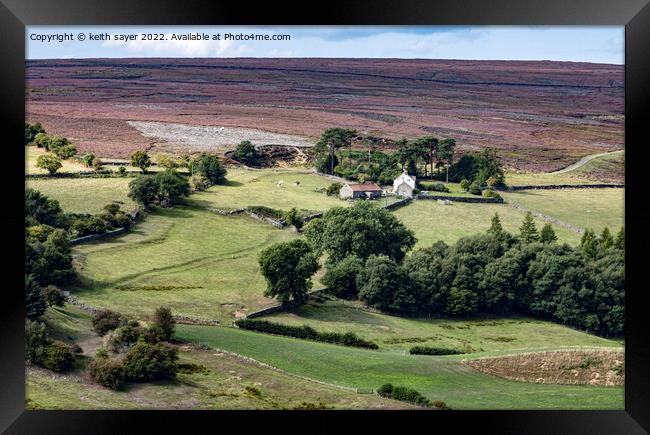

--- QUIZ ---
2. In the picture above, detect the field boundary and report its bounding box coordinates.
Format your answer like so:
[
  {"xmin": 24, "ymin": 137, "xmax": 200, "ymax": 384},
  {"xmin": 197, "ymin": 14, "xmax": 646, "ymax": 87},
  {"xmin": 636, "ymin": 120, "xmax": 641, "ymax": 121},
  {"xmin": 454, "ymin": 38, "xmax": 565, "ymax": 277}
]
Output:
[
  {"xmin": 244, "ymin": 289, "xmax": 330, "ymax": 319},
  {"xmin": 502, "ymin": 183, "xmax": 624, "ymax": 191},
  {"xmin": 505, "ymin": 200, "xmax": 583, "ymax": 233},
  {"xmin": 417, "ymin": 193, "xmax": 504, "ymax": 204}
]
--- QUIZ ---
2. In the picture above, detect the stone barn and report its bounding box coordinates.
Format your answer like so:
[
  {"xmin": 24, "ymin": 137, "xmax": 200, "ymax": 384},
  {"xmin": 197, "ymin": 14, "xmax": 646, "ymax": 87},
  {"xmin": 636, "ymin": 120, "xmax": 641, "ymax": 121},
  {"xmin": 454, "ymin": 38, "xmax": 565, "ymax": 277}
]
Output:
[
  {"xmin": 393, "ymin": 172, "xmax": 417, "ymax": 198},
  {"xmin": 339, "ymin": 182, "xmax": 383, "ymax": 200}
]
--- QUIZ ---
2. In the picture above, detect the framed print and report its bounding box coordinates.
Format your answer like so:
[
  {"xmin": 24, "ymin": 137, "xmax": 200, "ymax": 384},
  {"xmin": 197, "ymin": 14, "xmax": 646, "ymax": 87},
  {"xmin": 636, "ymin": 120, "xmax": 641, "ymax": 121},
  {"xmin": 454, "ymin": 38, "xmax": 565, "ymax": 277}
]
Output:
[{"xmin": 1, "ymin": 0, "xmax": 649, "ymax": 433}]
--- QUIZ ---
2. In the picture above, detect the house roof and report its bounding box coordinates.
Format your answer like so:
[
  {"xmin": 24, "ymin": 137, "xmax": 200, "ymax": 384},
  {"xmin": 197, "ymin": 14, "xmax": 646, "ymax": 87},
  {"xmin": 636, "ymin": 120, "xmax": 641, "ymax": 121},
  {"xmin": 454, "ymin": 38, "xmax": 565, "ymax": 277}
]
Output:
[
  {"xmin": 393, "ymin": 173, "xmax": 416, "ymax": 189},
  {"xmin": 347, "ymin": 182, "xmax": 383, "ymax": 192}
]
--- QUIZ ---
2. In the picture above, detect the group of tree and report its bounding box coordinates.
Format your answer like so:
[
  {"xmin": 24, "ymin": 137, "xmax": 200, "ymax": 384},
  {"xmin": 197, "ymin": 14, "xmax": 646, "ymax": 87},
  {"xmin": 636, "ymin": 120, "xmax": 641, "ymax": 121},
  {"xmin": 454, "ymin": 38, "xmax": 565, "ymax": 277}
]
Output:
[
  {"xmin": 25, "ymin": 122, "xmax": 46, "ymax": 145},
  {"xmin": 323, "ymin": 211, "xmax": 623, "ymax": 337},
  {"xmin": 31, "ymin": 131, "xmax": 79, "ymax": 175},
  {"xmin": 449, "ymin": 147, "xmax": 506, "ymax": 188},
  {"xmin": 311, "ymin": 128, "xmax": 461, "ymax": 185}
]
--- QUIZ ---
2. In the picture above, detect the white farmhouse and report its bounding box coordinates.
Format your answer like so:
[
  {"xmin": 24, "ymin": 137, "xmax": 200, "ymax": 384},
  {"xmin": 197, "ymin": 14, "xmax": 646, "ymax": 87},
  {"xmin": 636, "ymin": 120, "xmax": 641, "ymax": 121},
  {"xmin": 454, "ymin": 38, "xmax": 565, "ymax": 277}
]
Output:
[{"xmin": 393, "ymin": 171, "xmax": 417, "ymax": 198}]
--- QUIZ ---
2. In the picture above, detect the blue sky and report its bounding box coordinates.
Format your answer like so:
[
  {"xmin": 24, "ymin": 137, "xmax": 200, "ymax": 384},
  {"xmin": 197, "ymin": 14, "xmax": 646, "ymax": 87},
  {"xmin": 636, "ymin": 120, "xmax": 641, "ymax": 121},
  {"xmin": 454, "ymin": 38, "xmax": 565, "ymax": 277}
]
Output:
[{"xmin": 26, "ymin": 26, "xmax": 624, "ymax": 64}]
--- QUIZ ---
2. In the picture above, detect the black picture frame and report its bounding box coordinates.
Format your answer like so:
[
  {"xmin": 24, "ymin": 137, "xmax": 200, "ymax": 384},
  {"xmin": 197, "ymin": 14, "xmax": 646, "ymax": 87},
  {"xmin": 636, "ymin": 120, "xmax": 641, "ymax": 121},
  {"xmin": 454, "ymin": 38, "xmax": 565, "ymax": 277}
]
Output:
[{"xmin": 2, "ymin": 0, "xmax": 649, "ymax": 433}]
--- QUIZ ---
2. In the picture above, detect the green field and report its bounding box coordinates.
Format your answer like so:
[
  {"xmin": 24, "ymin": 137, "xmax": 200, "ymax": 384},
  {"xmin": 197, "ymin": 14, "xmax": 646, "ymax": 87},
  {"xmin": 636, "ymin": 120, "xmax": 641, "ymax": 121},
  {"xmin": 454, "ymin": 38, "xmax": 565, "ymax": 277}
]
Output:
[
  {"xmin": 27, "ymin": 177, "xmax": 137, "ymax": 214},
  {"xmin": 27, "ymin": 305, "xmax": 409, "ymax": 410},
  {"xmin": 501, "ymin": 188, "xmax": 624, "ymax": 234},
  {"xmin": 176, "ymin": 324, "xmax": 623, "ymax": 410},
  {"xmin": 261, "ymin": 298, "xmax": 622, "ymax": 354},
  {"xmin": 393, "ymin": 200, "xmax": 581, "ymax": 247},
  {"xmin": 71, "ymin": 205, "xmax": 297, "ymax": 322},
  {"xmin": 191, "ymin": 167, "xmax": 345, "ymax": 213}
]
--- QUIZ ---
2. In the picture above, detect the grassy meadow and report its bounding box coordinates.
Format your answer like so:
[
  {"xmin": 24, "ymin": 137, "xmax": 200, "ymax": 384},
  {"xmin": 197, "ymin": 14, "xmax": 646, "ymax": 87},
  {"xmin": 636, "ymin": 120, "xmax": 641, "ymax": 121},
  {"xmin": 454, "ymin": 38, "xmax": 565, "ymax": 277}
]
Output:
[
  {"xmin": 393, "ymin": 200, "xmax": 581, "ymax": 247},
  {"xmin": 71, "ymin": 206, "xmax": 297, "ymax": 322},
  {"xmin": 500, "ymin": 188, "xmax": 624, "ymax": 234},
  {"xmin": 176, "ymin": 324, "xmax": 623, "ymax": 410},
  {"xmin": 261, "ymin": 297, "xmax": 622, "ymax": 354}
]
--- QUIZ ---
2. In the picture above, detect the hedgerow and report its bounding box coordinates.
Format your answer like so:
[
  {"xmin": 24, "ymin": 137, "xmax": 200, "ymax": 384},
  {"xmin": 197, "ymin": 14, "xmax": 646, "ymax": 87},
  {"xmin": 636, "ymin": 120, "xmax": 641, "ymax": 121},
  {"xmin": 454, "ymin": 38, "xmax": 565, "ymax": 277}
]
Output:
[
  {"xmin": 234, "ymin": 319, "xmax": 379, "ymax": 350},
  {"xmin": 409, "ymin": 346, "xmax": 464, "ymax": 356}
]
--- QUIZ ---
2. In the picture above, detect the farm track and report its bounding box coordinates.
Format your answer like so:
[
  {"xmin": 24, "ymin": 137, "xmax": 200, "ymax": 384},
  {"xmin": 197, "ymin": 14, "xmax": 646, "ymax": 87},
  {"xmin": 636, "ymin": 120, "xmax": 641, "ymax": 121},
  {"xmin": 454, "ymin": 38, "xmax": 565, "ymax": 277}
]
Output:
[{"xmin": 551, "ymin": 150, "xmax": 624, "ymax": 174}]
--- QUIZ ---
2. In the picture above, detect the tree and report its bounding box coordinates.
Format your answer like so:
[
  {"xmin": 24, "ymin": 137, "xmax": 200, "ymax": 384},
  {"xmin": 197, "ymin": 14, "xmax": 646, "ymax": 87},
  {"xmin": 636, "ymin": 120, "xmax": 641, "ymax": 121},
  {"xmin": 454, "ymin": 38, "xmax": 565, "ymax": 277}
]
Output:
[
  {"xmin": 314, "ymin": 128, "xmax": 357, "ymax": 174},
  {"xmin": 82, "ymin": 152, "xmax": 96, "ymax": 168},
  {"xmin": 52, "ymin": 143, "xmax": 77, "ymax": 159},
  {"xmin": 614, "ymin": 227, "xmax": 624, "ymax": 250},
  {"xmin": 190, "ymin": 153, "xmax": 227, "ymax": 185},
  {"xmin": 156, "ymin": 154, "xmax": 178, "ymax": 170},
  {"xmin": 25, "ymin": 274, "xmax": 47, "ymax": 320},
  {"xmin": 33, "ymin": 132, "xmax": 50, "ymax": 148},
  {"xmin": 580, "ymin": 228, "xmax": 599, "ymax": 258},
  {"xmin": 152, "ymin": 307, "xmax": 176, "ymax": 341},
  {"xmin": 154, "ymin": 170, "xmax": 190, "ymax": 206},
  {"xmin": 487, "ymin": 213, "xmax": 504, "ymax": 238},
  {"xmin": 36, "ymin": 154, "xmax": 62, "ymax": 175},
  {"xmin": 600, "ymin": 227, "xmax": 614, "ymax": 250},
  {"xmin": 460, "ymin": 179, "xmax": 471, "ymax": 191},
  {"xmin": 436, "ymin": 138, "xmax": 456, "ymax": 182},
  {"xmin": 232, "ymin": 140, "xmax": 259, "ymax": 166},
  {"xmin": 25, "ymin": 122, "xmax": 45, "ymax": 144},
  {"xmin": 304, "ymin": 201, "xmax": 416, "ymax": 265},
  {"xmin": 258, "ymin": 239, "xmax": 319, "ymax": 304},
  {"xmin": 357, "ymin": 256, "xmax": 414, "ymax": 313},
  {"xmin": 519, "ymin": 212, "xmax": 539, "ymax": 243},
  {"xmin": 475, "ymin": 148, "xmax": 505, "ymax": 186},
  {"xmin": 44, "ymin": 135, "xmax": 70, "ymax": 153},
  {"xmin": 128, "ymin": 175, "xmax": 159, "ymax": 208},
  {"xmin": 130, "ymin": 150, "xmax": 152, "ymax": 173},
  {"xmin": 284, "ymin": 208, "xmax": 303, "ymax": 232},
  {"xmin": 25, "ymin": 188, "xmax": 63, "ymax": 227},
  {"xmin": 25, "ymin": 319, "xmax": 50, "ymax": 364},
  {"xmin": 540, "ymin": 223, "xmax": 558, "ymax": 243},
  {"xmin": 413, "ymin": 135, "xmax": 438, "ymax": 177},
  {"xmin": 322, "ymin": 256, "xmax": 364, "ymax": 298},
  {"xmin": 122, "ymin": 342, "xmax": 178, "ymax": 382}
]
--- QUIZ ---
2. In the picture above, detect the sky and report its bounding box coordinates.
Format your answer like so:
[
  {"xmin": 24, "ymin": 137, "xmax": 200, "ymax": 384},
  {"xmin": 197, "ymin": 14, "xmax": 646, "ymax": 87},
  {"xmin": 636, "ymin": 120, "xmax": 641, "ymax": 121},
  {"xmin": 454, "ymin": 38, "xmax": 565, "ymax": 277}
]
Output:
[{"xmin": 26, "ymin": 26, "xmax": 624, "ymax": 64}]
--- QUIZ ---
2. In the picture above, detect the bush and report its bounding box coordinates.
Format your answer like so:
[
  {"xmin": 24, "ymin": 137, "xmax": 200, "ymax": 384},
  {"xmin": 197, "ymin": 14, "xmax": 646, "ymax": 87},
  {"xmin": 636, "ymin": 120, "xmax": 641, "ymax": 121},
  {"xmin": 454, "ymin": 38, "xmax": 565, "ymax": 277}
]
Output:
[
  {"xmin": 377, "ymin": 383, "xmax": 432, "ymax": 407},
  {"xmin": 117, "ymin": 166, "xmax": 127, "ymax": 176},
  {"xmin": 70, "ymin": 343, "xmax": 83, "ymax": 354},
  {"xmin": 43, "ymin": 285, "xmax": 66, "ymax": 307},
  {"xmin": 70, "ymin": 215, "xmax": 108, "ymax": 237},
  {"xmin": 459, "ymin": 179, "xmax": 471, "ymax": 191},
  {"xmin": 431, "ymin": 183, "xmax": 450, "ymax": 193},
  {"xmin": 152, "ymin": 307, "xmax": 175, "ymax": 341},
  {"xmin": 53, "ymin": 143, "xmax": 77, "ymax": 160},
  {"xmin": 130, "ymin": 150, "xmax": 151, "ymax": 173},
  {"xmin": 235, "ymin": 319, "xmax": 379, "ymax": 349},
  {"xmin": 232, "ymin": 140, "xmax": 260, "ymax": 166},
  {"xmin": 25, "ymin": 274, "xmax": 47, "ymax": 320},
  {"xmin": 122, "ymin": 341, "xmax": 178, "ymax": 382},
  {"xmin": 325, "ymin": 182, "xmax": 343, "ymax": 196},
  {"xmin": 189, "ymin": 174, "xmax": 210, "ymax": 191},
  {"xmin": 247, "ymin": 205, "xmax": 285, "ymax": 220},
  {"xmin": 482, "ymin": 189, "xmax": 501, "ymax": 199},
  {"xmin": 409, "ymin": 346, "xmax": 464, "ymax": 356},
  {"xmin": 190, "ymin": 153, "xmax": 227, "ymax": 185},
  {"xmin": 92, "ymin": 310, "xmax": 126, "ymax": 336},
  {"xmin": 41, "ymin": 341, "xmax": 74, "ymax": 372},
  {"xmin": 107, "ymin": 322, "xmax": 143, "ymax": 353},
  {"xmin": 469, "ymin": 181, "xmax": 482, "ymax": 195},
  {"xmin": 88, "ymin": 357, "xmax": 126, "ymax": 390}
]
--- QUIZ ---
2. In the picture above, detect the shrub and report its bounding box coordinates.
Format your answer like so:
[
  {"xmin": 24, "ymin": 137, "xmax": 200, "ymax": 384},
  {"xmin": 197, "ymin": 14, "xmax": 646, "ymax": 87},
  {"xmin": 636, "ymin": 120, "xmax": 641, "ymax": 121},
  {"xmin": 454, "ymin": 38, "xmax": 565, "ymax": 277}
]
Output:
[
  {"xmin": 43, "ymin": 285, "xmax": 66, "ymax": 307},
  {"xmin": 377, "ymin": 383, "xmax": 432, "ymax": 407},
  {"xmin": 190, "ymin": 153, "xmax": 227, "ymax": 185},
  {"xmin": 377, "ymin": 383, "xmax": 394, "ymax": 396},
  {"xmin": 92, "ymin": 310, "xmax": 126, "ymax": 336},
  {"xmin": 189, "ymin": 174, "xmax": 210, "ymax": 191},
  {"xmin": 88, "ymin": 357, "xmax": 126, "ymax": 390},
  {"xmin": 433, "ymin": 400, "xmax": 450, "ymax": 410},
  {"xmin": 409, "ymin": 346, "xmax": 464, "ymax": 356},
  {"xmin": 151, "ymin": 307, "xmax": 175, "ymax": 342},
  {"xmin": 53, "ymin": 143, "xmax": 77, "ymax": 160},
  {"xmin": 41, "ymin": 341, "xmax": 74, "ymax": 372},
  {"xmin": 130, "ymin": 150, "xmax": 151, "ymax": 173},
  {"xmin": 459, "ymin": 179, "xmax": 471, "ymax": 191},
  {"xmin": 235, "ymin": 319, "xmax": 379, "ymax": 349},
  {"xmin": 82, "ymin": 152, "xmax": 96, "ymax": 168},
  {"xmin": 107, "ymin": 322, "xmax": 143, "ymax": 353},
  {"xmin": 25, "ymin": 274, "xmax": 47, "ymax": 320},
  {"xmin": 469, "ymin": 181, "xmax": 482, "ymax": 195},
  {"xmin": 431, "ymin": 183, "xmax": 450, "ymax": 193},
  {"xmin": 232, "ymin": 140, "xmax": 260, "ymax": 166},
  {"xmin": 70, "ymin": 343, "xmax": 83, "ymax": 354},
  {"xmin": 247, "ymin": 205, "xmax": 285, "ymax": 220},
  {"xmin": 326, "ymin": 182, "xmax": 343, "ymax": 196},
  {"xmin": 154, "ymin": 170, "xmax": 191, "ymax": 206},
  {"xmin": 117, "ymin": 166, "xmax": 127, "ymax": 176},
  {"xmin": 70, "ymin": 215, "xmax": 108, "ymax": 237},
  {"xmin": 128, "ymin": 175, "xmax": 159, "ymax": 208},
  {"xmin": 482, "ymin": 189, "xmax": 501, "ymax": 199},
  {"xmin": 122, "ymin": 341, "xmax": 178, "ymax": 382}
]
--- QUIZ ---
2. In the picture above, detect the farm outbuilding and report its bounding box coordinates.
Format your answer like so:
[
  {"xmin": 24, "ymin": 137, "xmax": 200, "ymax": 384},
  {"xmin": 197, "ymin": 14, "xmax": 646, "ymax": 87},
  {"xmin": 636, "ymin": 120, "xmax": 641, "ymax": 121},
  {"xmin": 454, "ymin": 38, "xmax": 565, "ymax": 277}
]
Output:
[
  {"xmin": 393, "ymin": 172, "xmax": 417, "ymax": 198},
  {"xmin": 339, "ymin": 182, "xmax": 383, "ymax": 200}
]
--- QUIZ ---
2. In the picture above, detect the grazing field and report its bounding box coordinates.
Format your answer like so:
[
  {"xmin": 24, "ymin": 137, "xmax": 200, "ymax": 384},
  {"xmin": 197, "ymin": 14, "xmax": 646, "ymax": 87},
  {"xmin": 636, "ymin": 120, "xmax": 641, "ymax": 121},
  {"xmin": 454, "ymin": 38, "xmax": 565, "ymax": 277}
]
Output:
[
  {"xmin": 261, "ymin": 298, "xmax": 622, "ymax": 354},
  {"xmin": 26, "ymin": 146, "xmax": 87, "ymax": 174},
  {"xmin": 26, "ymin": 177, "xmax": 136, "ymax": 214},
  {"xmin": 71, "ymin": 206, "xmax": 297, "ymax": 322},
  {"xmin": 176, "ymin": 324, "xmax": 623, "ymax": 410},
  {"xmin": 27, "ymin": 305, "xmax": 409, "ymax": 410},
  {"xmin": 191, "ymin": 168, "xmax": 346, "ymax": 213},
  {"xmin": 500, "ymin": 188, "xmax": 624, "ymax": 233},
  {"xmin": 393, "ymin": 200, "xmax": 581, "ymax": 247}
]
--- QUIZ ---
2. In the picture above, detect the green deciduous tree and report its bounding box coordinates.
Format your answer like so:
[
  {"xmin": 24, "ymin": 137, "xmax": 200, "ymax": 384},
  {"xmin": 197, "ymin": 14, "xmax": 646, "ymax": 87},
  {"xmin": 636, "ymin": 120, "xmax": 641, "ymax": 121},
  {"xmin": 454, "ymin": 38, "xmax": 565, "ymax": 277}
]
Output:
[
  {"xmin": 130, "ymin": 150, "xmax": 152, "ymax": 173},
  {"xmin": 36, "ymin": 154, "xmax": 62, "ymax": 175},
  {"xmin": 322, "ymin": 255, "xmax": 364, "ymax": 298},
  {"xmin": 258, "ymin": 239, "xmax": 319, "ymax": 304},
  {"xmin": 190, "ymin": 153, "xmax": 227, "ymax": 185}
]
